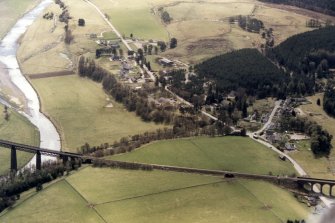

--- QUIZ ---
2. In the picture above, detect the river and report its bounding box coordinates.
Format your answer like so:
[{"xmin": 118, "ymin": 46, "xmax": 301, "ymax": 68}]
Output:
[{"xmin": 0, "ymin": 0, "xmax": 60, "ymax": 165}]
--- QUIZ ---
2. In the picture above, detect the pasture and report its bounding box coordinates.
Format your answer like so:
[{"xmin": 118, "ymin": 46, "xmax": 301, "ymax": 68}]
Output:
[
  {"xmin": 111, "ymin": 136, "xmax": 296, "ymax": 176},
  {"xmin": 90, "ymin": 0, "xmax": 169, "ymax": 41},
  {"xmin": 0, "ymin": 108, "xmax": 39, "ymax": 175},
  {"xmin": 291, "ymin": 140, "xmax": 332, "ymax": 180},
  {"xmin": 18, "ymin": 0, "xmax": 110, "ymax": 75},
  {"xmin": 0, "ymin": 0, "xmax": 38, "ymax": 39},
  {"xmin": 0, "ymin": 167, "xmax": 309, "ymax": 222},
  {"xmin": 0, "ymin": 179, "xmax": 105, "ymax": 223},
  {"xmin": 297, "ymin": 93, "xmax": 335, "ymax": 179},
  {"xmin": 32, "ymin": 75, "xmax": 165, "ymax": 151},
  {"xmin": 161, "ymin": 0, "xmax": 317, "ymax": 63}
]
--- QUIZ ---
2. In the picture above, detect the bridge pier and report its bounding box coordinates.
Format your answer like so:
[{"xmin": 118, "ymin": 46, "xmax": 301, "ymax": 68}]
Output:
[
  {"xmin": 36, "ymin": 151, "xmax": 41, "ymax": 170},
  {"xmin": 320, "ymin": 184, "xmax": 324, "ymax": 194},
  {"xmin": 62, "ymin": 155, "xmax": 68, "ymax": 165},
  {"xmin": 10, "ymin": 145, "xmax": 17, "ymax": 172}
]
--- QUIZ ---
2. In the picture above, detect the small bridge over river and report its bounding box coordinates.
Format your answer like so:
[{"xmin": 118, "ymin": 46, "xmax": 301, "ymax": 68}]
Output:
[{"xmin": 1, "ymin": 139, "xmax": 335, "ymax": 197}]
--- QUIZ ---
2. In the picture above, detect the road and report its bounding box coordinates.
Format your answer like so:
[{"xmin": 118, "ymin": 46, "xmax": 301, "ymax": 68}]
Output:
[
  {"xmin": 165, "ymin": 85, "xmax": 221, "ymax": 121},
  {"xmin": 165, "ymin": 85, "xmax": 194, "ymax": 107},
  {"xmin": 86, "ymin": 0, "xmax": 335, "ymax": 208},
  {"xmin": 84, "ymin": 0, "xmax": 132, "ymax": 51},
  {"xmin": 143, "ymin": 64, "xmax": 156, "ymax": 82},
  {"xmin": 85, "ymin": 0, "xmax": 158, "ymax": 82},
  {"xmin": 254, "ymin": 100, "xmax": 281, "ymax": 134},
  {"xmin": 247, "ymin": 100, "xmax": 334, "ymax": 207}
]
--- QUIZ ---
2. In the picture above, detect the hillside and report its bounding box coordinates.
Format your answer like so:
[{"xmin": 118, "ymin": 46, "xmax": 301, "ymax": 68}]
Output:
[
  {"xmin": 258, "ymin": 0, "xmax": 335, "ymax": 16},
  {"xmin": 0, "ymin": 0, "xmax": 38, "ymax": 39},
  {"xmin": 0, "ymin": 168, "xmax": 308, "ymax": 223},
  {"xmin": 111, "ymin": 137, "xmax": 296, "ymax": 175},
  {"xmin": 0, "ymin": 137, "xmax": 308, "ymax": 222},
  {"xmin": 0, "ymin": 108, "xmax": 39, "ymax": 175},
  {"xmin": 270, "ymin": 27, "xmax": 335, "ymax": 75},
  {"xmin": 194, "ymin": 49, "xmax": 288, "ymax": 98}
]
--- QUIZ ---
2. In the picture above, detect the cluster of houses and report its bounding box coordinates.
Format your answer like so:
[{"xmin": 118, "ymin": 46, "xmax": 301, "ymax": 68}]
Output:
[
  {"xmin": 119, "ymin": 61, "xmax": 133, "ymax": 77},
  {"xmin": 148, "ymin": 97, "xmax": 179, "ymax": 110},
  {"xmin": 96, "ymin": 39, "xmax": 120, "ymax": 49},
  {"xmin": 262, "ymin": 98, "xmax": 311, "ymax": 152},
  {"xmin": 158, "ymin": 58, "xmax": 174, "ymax": 67}
]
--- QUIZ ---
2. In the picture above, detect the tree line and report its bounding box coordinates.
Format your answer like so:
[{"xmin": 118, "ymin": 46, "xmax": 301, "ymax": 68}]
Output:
[
  {"xmin": 286, "ymin": 220, "xmax": 305, "ymax": 223},
  {"xmin": 267, "ymin": 27, "xmax": 335, "ymax": 78},
  {"xmin": 79, "ymin": 120, "xmax": 238, "ymax": 157},
  {"xmin": 0, "ymin": 160, "xmax": 80, "ymax": 212},
  {"xmin": 193, "ymin": 49, "xmax": 290, "ymax": 99},
  {"xmin": 171, "ymin": 28, "xmax": 335, "ymax": 109},
  {"xmin": 258, "ymin": 0, "xmax": 335, "ymax": 16},
  {"xmin": 55, "ymin": 0, "xmax": 74, "ymax": 44},
  {"xmin": 92, "ymin": 159, "xmax": 154, "ymax": 171},
  {"xmin": 323, "ymin": 83, "xmax": 335, "ymax": 117},
  {"xmin": 237, "ymin": 15, "xmax": 264, "ymax": 33},
  {"xmin": 79, "ymin": 56, "xmax": 179, "ymax": 124},
  {"xmin": 279, "ymin": 116, "xmax": 333, "ymax": 156},
  {"xmin": 158, "ymin": 8, "xmax": 172, "ymax": 24}
]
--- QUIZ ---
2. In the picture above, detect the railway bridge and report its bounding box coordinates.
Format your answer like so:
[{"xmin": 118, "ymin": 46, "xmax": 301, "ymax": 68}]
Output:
[
  {"xmin": 0, "ymin": 139, "xmax": 88, "ymax": 171},
  {"xmin": 1, "ymin": 139, "xmax": 335, "ymax": 197}
]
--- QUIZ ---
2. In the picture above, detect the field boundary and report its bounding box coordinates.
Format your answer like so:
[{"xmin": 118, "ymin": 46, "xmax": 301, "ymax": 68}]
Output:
[
  {"xmin": 28, "ymin": 70, "xmax": 75, "ymax": 79},
  {"xmin": 64, "ymin": 179, "xmax": 108, "ymax": 223},
  {"xmin": 95, "ymin": 179, "xmax": 227, "ymax": 206}
]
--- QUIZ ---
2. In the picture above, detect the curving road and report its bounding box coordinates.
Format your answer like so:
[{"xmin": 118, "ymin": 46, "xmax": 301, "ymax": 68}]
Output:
[
  {"xmin": 83, "ymin": 0, "xmax": 335, "ymax": 209},
  {"xmin": 247, "ymin": 100, "xmax": 334, "ymax": 207}
]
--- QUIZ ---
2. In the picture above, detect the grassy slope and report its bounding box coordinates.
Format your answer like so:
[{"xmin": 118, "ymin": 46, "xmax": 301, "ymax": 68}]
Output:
[
  {"xmin": 161, "ymin": 0, "xmax": 313, "ymax": 63},
  {"xmin": 95, "ymin": 178, "xmax": 306, "ymax": 223},
  {"xmin": 66, "ymin": 167, "xmax": 222, "ymax": 204},
  {"xmin": 0, "ymin": 179, "xmax": 105, "ymax": 223},
  {"xmin": 0, "ymin": 0, "xmax": 38, "ymax": 39},
  {"xmin": 32, "ymin": 75, "xmax": 165, "ymax": 151},
  {"xmin": 111, "ymin": 136, "xmax": 295, "ymax": 175},
  {"xmin": 18, "ymin": 0, "xmax": 110, "ymax": 75},
  {"xmin": 294, "ymin": 93, "xmax": 335, "ymax": 179},
  {"xmin": 0, "ymin": 167, "xmax": 308, "ymax": 222},
  {"xmin": 90, "ymin": 0, "xmax": 169, "ymax": 41},
  {"xmin": 0, "ymin": 108, "xmax": 39, "ymax": 175}
]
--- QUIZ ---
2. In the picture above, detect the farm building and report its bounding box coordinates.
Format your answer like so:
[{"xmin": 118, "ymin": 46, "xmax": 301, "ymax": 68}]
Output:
[{"xmin": 159, "ymin": 58, "xmax": 174, "ymax": 66}]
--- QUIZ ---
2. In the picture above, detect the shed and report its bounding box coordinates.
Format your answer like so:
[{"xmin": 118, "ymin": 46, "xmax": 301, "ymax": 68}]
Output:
[{"xmin": 159, "ymin": 58, "xmax": 174, "ymax": 66}]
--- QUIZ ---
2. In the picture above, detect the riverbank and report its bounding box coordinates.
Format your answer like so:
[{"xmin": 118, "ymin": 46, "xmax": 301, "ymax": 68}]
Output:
[
  {"xmin": 0, "ymin": 62, "xmax": 29, "ymax": 113},
  {"xmin": 0, "ymin": 0, "xmax": 42, "ymax": 40},
  {"xmin": 0, "ymin": 0, "xmax": 61, "ymax": 164},
  {"xmin": 0, "ymin": 107, "xmax": 40, "ymax": 175}
]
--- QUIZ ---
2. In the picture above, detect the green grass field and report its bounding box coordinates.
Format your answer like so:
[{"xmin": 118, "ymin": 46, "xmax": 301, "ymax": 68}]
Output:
[
  {"xmin": 0, "ymin": 108, "xmax": 39, "ymax": 175},
  {"xmin": 291, "ymin": 140, "xmax": 332, "ymax": 179},
  {"xmin": 32, "ymin": 75, "xmax": 165, "ymax": 151},
  {"xmin": 90, "ymin": 0, "xmax": 169, "ymax": 41},
  {"xmin": 0, "ymin": 179, "xmax": 105, "ymax": 223},
  {"xmin": 102, "ymin": 31, "xmax": 119, "ymax": 40},
  {"xmin": 0, "ymin": 0, "xmax": 38, "ymax": 39},
  {"xmin": 0, "ymin": 167, "xmax": 308, "ymax": 223},
  {"xmin": 111, "ymin": 136, "xmax": 295, "ymax": 175},
  {"xmin": 297, "ymin": 94, "xmax": 335, "ymax": 179}
]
